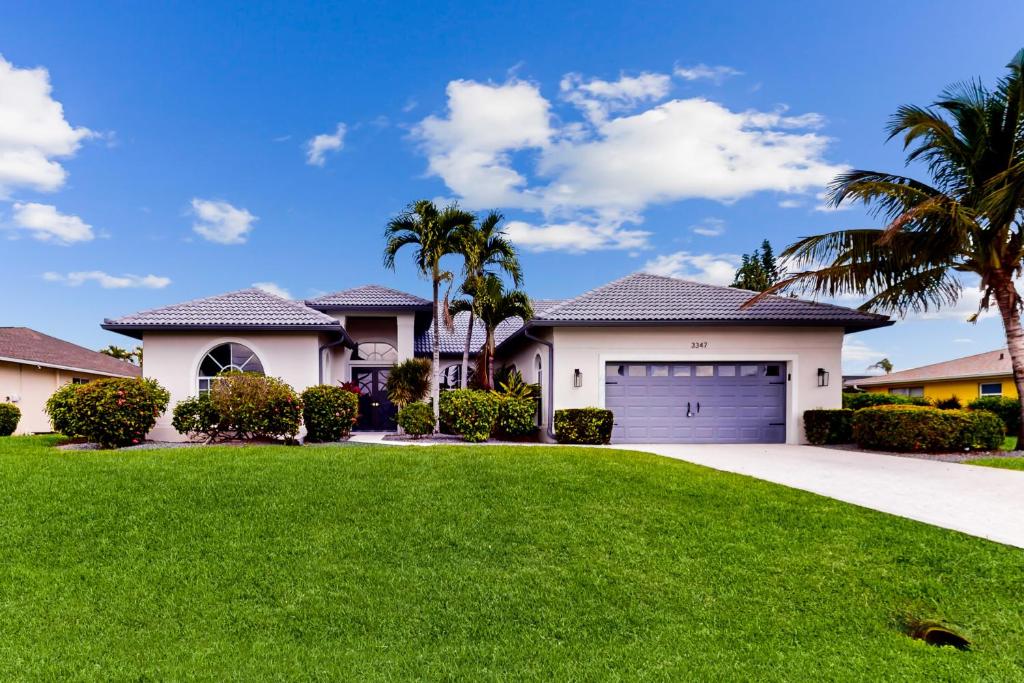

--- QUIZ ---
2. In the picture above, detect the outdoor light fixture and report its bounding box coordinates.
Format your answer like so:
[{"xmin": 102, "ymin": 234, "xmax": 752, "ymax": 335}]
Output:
[
  {"xmin": 817, "ymin": 368, "xmax": 830, "ymax": 387},
  {"xmin": 573, "ymin": 369, "xmax": 583, "ymax": 388}
]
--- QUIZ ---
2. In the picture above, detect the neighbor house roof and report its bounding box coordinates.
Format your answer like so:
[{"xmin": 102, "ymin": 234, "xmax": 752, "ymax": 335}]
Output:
[
  {"xmin": 306, "ymin": 285, "xmax": 431, "ymax": 311},
  {"xmin": 0, "ymin": 327, "xmax": 141, "ymax": 377},
  {"xmin": 529, "ymin": 273, "xmax": 892, "ymax": 329},
  {"xmin": 846, "ymin": 349, "xmax": 1013, "ymax": 388},
  {"xmin": 102, "ymin": 288, "xmax": 348, "ymax": 340},
  {"xmin": 414, "ymin": 299, "xmax": 565, "ymax": 356}
]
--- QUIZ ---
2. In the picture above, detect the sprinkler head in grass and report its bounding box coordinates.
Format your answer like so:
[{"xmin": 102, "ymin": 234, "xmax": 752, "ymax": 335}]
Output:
[{"xmin": 904, "ymin": 616, "xmax": 970, "ymax": 650}]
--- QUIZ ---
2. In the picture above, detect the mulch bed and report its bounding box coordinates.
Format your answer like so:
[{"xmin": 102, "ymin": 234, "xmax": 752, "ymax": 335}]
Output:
[{"xmin": 823, "ymin": 443, "xmax": 1020, "ymax": 463}]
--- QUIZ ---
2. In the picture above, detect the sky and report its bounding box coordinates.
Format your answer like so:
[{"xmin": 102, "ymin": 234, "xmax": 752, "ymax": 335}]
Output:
[{"xmin": 2, "ymin": 0, "xmax": 1023, "ymax": 373}]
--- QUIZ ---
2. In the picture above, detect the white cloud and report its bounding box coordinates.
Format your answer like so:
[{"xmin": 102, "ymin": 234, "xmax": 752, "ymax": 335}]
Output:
[
  {"xmin": 7, "ymin": 202, "xmax": 93, "ymax": 244},
  {"xmin": 673, "ymin": 64, "xmax": 742, "ymax": 84},
  {"xmin": 953, "ymin": 338, "xmax": 973, "ymax": 343},
  {"xmin": 0, "ymin": 55, "xmax": 94, "ymax": 196},
  {"xmin": 842, "ymin": 339, "xmax": 887, "ymax": 370},
  {"xmin": 778, "ymin": 199, "xmax": 803, "ymax": 209},
  {"xmin": 505, "ymin": 219, "xmax": 650, "ymax": 252},
  {"xmin": 691, "ymin": 217, "xmax": 725, "ymax": 237},
  {"xmin": 560, "ymin": 72, "xmax": 672, "ymax": 123},
  {"xmin": 190, "ymin": 198, "xmax": 256, "ymax": 245},
  {"xmin": 253, "ymin": 281, "xmax": 291, "ymax": 299},
  {"xmin": 642, "ymin": 251, "xmax": 740, "ymax": 285},
  {"xmin": 43, "ymin": 270, "xmax": 170, "ymax": 289},
  {"xmin": 305, "ymin": 123, "xmax": 346, "ymax": 166}
]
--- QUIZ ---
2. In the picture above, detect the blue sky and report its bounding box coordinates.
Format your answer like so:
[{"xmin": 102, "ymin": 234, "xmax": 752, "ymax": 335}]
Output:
[{"xmin": 2, "ymin": 0, "xmax": 1023, "ymax": 373}]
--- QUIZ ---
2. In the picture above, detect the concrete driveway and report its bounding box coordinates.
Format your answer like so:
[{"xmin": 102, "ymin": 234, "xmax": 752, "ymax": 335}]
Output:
[{"xmin": 617, "ymin": 443, "xmax": 1024, "ymax": 549}]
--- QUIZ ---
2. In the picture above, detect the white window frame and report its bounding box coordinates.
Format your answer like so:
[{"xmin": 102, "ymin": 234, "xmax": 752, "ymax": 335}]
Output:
[{"xmin": 979, "ymin": 382, "xmax": 1003, "ymax": 397}]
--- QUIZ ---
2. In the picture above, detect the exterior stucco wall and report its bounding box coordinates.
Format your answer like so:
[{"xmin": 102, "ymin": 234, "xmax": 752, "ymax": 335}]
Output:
[
  {"xmin": 548, "ymin": 325, "xmax": 845, "ymax": 444},
  {"xmin": 322, "ymin": 312, "xmax": 414, "ymax": 387},
  {"xmin": 498, "ymin": 329, "xmax": 552, "ymax": 433},
  {"xmin": 863, "ymin": 375, "xmax": 1017, "ymax": 401},
  {"xmin": 142, "ymin": 332, "xmax": 322, "ymax": 441},
  {"xmin": 0, "ymin": 360, "xmax": 113, "ymax": 434}
]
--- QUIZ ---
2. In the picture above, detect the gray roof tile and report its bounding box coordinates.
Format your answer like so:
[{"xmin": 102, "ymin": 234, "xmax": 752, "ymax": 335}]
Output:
[
  {"xmin": 307, "ymin": 285, "xmax": 430, "ymax": 310},
  {"xmin": 415, "ymin": 299, "xmax": 566, "ymax": 355}
]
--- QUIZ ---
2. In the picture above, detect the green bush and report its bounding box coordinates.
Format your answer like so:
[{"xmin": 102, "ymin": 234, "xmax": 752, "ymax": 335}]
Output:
[
  {"xmin": 209, "ymin": 373, "xmax": 302, "ymax": 441},
  {"xmin": 933, "ymin": 395, "xmax": 962, "ymax": 410},
  {"xmin": 554, "ymin": 408, "xmax": 614, "ymax": 445},
  {"xmin": 439, "ymin": 389, "xmax": 498, "ymax": 442},
  {"xmin": 853, "ymin": 405, "xmax": 1004, "ymax": 452},
  {"xmin": 842, "ymin": 392, "xmax": 909, "ymax": 410},
  {"xmin": 967, "ymin": 396, "xmax": 1021, "ymax": 436},
  {"xmin": 171, "ymin": 393, "xmax": 220, "ymax": 441},
  {"xmin": 386, "ymin": 358, "xmax": 432, "ymax": 407},
  {"xmin": 494, "ymin": 396, "xmax": 537, "ymax": 439},
  {"xmin": 302, "ymin": 385, "xmax": 359, "ymax": 442},
  {"xmin": 803, "ymin": 409, "xmax": 853, "ymax": 445},
  {"xmin": 45, "ymin": 383, "xmax": 83, "ymax": 437},
  {"xmin": 0, "ymin": 403, "xmax": 20, "ymax": 436},
  {"xmin": 907, "ymin": 396, "xmax": 932, "ymax": 406},
  {"xmin": 70, "ymin": 378, "xmax": 170, "ymax": 448},
  {"xmin": 397, "ymin": 402, "xmax": 434, "ymax": 438}
]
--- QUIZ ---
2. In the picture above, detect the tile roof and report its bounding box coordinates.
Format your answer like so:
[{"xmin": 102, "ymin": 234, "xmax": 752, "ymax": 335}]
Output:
[
  {"xmin": 533, "ymin": 273, "xmax": 891, "ymax": 329},
  {"xmin": 102, "ymin": 288, "xmax": 343, "ymax": 338},
  {"xmin": 414, "ymin": 299, "xmax": 566, "ymax": 355},
  {"xmin": 0, "ymin": 327, "xmax": 141, "ymax": 377},
  {"xmin": 307, "ymin": 285, "xmax": 431, "ymax": 310},
  {"xmin": 847, "ymin": 349, "xmax": 1013, "ymax": 387}
]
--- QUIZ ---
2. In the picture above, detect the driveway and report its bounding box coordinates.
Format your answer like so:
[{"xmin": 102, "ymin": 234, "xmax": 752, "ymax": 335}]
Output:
[{"xmin": 618, "ymin": 443, "xmax": 1024, "ymax": 549}]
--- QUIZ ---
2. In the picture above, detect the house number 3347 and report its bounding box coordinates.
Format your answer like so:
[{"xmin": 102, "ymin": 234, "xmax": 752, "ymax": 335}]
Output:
[{"xmin": 691, "ymin": 341, "xmax": 708, "ymax": 349}]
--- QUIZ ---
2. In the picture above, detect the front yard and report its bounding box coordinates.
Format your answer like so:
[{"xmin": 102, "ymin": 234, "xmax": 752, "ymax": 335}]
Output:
[{"xmin": 1, "ymin": 436, "xmax": 1022, "ymax": 680}]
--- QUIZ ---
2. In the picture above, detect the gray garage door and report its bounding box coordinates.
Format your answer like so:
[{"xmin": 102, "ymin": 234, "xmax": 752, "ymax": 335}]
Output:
[{"xmin": 605, "ymin": 362, "xmax": 786, "ymax": 444}]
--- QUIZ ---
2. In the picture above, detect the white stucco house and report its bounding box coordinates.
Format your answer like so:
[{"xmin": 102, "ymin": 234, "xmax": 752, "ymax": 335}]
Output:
[{"xmin": 101, "ymin": 273, "xmax": 890, "ymax": 444}]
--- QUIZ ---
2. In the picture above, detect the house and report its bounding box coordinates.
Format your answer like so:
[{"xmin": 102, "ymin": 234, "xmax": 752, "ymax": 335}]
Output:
[
  {"xmin": 102, "ymin": 274, "xmax": 890, "ymax": 444},
  {"xmin": 844, "ymin": 348, "xmax": 1017, "ymax": 401},
  {"xmin": 0, "ymin": 327, "xmax": 142, "ymax": 434}
]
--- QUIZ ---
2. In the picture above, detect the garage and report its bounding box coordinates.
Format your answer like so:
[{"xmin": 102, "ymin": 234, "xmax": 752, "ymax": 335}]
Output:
[{"xmin": 604, "ymin": 361, "xmax": 787, "ymax": 443}]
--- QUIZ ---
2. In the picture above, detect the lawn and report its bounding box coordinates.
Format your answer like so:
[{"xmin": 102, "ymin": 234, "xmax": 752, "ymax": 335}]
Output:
[
  {"xmin": 1, "ymin": 436, "xmax": 1022, "ymax": 680},
  {"xmin": 970, "ymin": 457, "xmax": 1024, "ymax": 471}
]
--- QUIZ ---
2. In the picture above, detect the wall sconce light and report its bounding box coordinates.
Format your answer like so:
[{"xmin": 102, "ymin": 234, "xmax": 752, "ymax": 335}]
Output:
[
  {"xmin": 817, "ymin": 368, "xmax": 830, "ymax": 387},
  {"xmin": 573, "ymin": 369, "xmax": 583, "ymax": 388}
]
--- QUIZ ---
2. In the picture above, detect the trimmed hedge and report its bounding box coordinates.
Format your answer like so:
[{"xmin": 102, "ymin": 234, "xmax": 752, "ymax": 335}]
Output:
[
  {"xmin": 171, "ymin": 393, "xmax": 219, "ymax": 441},
  {"xmin": 0, "ymin": 402, "xmax": 20, "ymax": 436},
  {"xmin": 439, "ymin": 389, "xmax": 499, "ymax": 442},
  {"xmin": 803, "ymin": 409, "xmax": 853, "ymax": 445},
  {"xmin": 554, "ymin": 408, "xmax": 614, "ymax": 445},
  {"xmin": 967, "ymin": 396, "xmax": 1021, "ymax": 436},
  {"xmin": 69, "ymin": 378, "xmax": 170, "ymax": 448},
  {"xmin": 397, "ymin": 402, "xmax": 434, "ymax": 438},
  {"xmin": 45, "ymin": 383, "xmax": 83, "ymax": 437},
  {"xmin": 302, "ymin": 385, "xmax": 359, "ymax": 442},
  {"xmin": 208, "ymin": 373, "xmax": 302, "ymax": 441},
  {"xmin": 853, "ymin": 405, "xmax": 1004, "ymax": 452},
  {"xmin": 842, "ymin": 392, "xmax": 909, "ymax": 410},
  {"xmin": 495, "ymin": 396, "xmax": 537, "ymax": 439}
]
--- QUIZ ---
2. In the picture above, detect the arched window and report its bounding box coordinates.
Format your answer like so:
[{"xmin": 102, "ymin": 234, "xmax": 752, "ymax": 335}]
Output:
[
  {"xmin": 534, "ymin": 353, "xmax": 543, "ymax": 426},
  {"xmin": 440, "ymin": 363, "xmax": 475, "ymax": 390},
  {"xmin": 198, "ymin": 342, "xmax": 264, "ymax": 393},
  {"xmin": 353, "ymin": 342, "xmax": 398, "ymax": 362}
]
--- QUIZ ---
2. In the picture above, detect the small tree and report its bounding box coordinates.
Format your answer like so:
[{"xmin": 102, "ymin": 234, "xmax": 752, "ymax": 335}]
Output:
[
  {"xmin": 868, "ymin": 358, "xmax": 894, "ymax": 374},
  {"xmin": 385, "ymin": 358, "xmax": 432, "ymax": 409},
  {"xmin": 731, "ymin": 239, "xmax": 780, "ymax": 292}
]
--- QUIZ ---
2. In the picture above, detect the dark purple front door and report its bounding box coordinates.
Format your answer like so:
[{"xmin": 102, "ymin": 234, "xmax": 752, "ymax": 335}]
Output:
[
  {"xmin": 352, "ymin": 367, "xmax": 397, "ymax": 431},
  {"xmin": 604, "ymin": 362, "xmax": 786, "ymax": 443}
]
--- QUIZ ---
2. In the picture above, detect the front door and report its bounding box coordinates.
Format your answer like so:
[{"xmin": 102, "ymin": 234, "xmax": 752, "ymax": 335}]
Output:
[{"xmin": 352, "ymin": 367, "xmax": 397, "ymax": 431}]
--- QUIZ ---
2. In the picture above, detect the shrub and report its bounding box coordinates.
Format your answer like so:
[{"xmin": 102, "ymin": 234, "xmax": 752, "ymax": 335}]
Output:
[
  {"xmin": 440, "ymin": 389, "xmax": 498, "ymax": 442},
  {"xmin": 803, "ymin": 409, "xmax": 853, "ymax": 445},
  {"xmin": 386, "ymin": 358, "xmax": 432, "ymax": 408},
  {"xmin": 397, "ymin": 402, "xmax": 434, "ymax": 438},
  {"xmin": 933, "ymin": 395, "xmax": 962, "ymax": 410},
  {"xmin": 967, "ymin": 396, "xmax": 1021, "ymax": 436},
  {"xmin": 554, "ymin": 408, "xmax": 614, "ymax": 445},
  {"xmin": 495, "ymin": 396, "xmax": 537, "ymax": 439},
  {"xmin": 71, "ymin": 378, "xmax": 170, "ymax": 448},
  {"xmin": 302, "ymin": 385, "xmax": 359, "ymax": 442},
  {"xmin": 907, "ymin": 396, "xmax": 932, "ymax": 406},
  {"xmin": 0, "ymin": 403, "xmax": 20, "ymax": 436},
  {"xmin": 45, "ymin": 383, "xmax": 83, "ymax": 437},
  {"xmin": 209, "ymin": 373, "xmax": 302, "ymax": 441},
  {"xmin": 853, "ymin": 405, "xmax": 1004, "ymax": 452},
  {"xmin": 842, "ymin": 392, "xmax": 908, "ymax": 410},
  {"xmin": 171, "ymin": 393, "xmax": 220, "ymax": 441}
]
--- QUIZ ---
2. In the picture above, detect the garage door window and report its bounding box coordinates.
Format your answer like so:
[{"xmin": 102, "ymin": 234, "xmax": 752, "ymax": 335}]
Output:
[
  {"xmin": 718, "ymin": 366, "xmax": 736, "ymax": 377},
  {"xmin": 672, "ymin": 366, "xmax": 691, "ymax": 376},
  {"xmin": 651, "ymin": 365, "xmax": 669, "ymax": 377},
  {"xmin": 740, "ymin": 365, "xmax": 758, "ymax": 376},
  {"xmin": 607, "ymin": 364, "xmax": 624, "ymax": 377},
  {"xmin": 696, "ymin": 365, "xmax": 714, "ymax": 377},
  {"xmin": 628, "ymin": 365, "xmax": 646, "ymax": 377},
  {"xmin": 765, "ymin": 365, "xmax": 781, "ymax": 377}
]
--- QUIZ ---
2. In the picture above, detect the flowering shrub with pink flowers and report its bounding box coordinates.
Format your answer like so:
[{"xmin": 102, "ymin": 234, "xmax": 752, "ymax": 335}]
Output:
[
  {"xmin": 207, "ymin": 372, "xmax": 303, "ymax": 442},
  {"xmin": 301, "ymin": 384, "xmax": 358, "ymax": 442},
  {"xmin": 63, "ymin": 378, "xmax": 170, "ymax": 448}
]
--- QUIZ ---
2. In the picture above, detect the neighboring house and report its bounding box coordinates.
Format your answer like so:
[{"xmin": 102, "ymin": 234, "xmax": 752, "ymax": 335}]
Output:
[
  {"xmin": 102, "ymin": 274, "xmax": 890, "ymax": 444},
  {"xmin": 844, "ymin": 348, "xmax": 1017, "ymax": 401},
  {"xmin": 0, "ymin": 327, "xmax": 141, "ymax": 434}
]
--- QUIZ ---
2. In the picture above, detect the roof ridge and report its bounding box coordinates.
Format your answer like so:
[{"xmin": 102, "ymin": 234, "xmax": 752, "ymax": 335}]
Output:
[
  {"xmin": 867, "ymin": 347, "xmax": 1010, "ymax": 380},
  {"xmin": 243, "ymin": 287, "xmax": 339, "ymax": 323}
]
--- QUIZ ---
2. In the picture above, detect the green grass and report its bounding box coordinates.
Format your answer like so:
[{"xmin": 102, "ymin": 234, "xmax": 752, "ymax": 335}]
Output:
[
  {"xmin": 1, "ymin": 436, "xmax": 1022, "ymax": 680},
  {"xmin": 1001, "ymin": 435, "xmax": 1018, "ymax": 451},
  {"xmin": 970, "ymin": 457, "xmax": 1024, "ymax": 471}
]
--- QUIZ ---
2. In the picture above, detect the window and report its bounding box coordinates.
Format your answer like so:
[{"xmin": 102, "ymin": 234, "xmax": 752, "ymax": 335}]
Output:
[
  {"xmin": 71, "ymin": 377, "xmax": 90, "ymax": 385},
  {"xmin": 740, "ymin": 365, "xmax": 758, "ymax": 377},
  {"xmin": 979, "ymin": 382, "xmax": 1003, "ymax": 397},
  {"xmin": 198, "ymin": 342, "xmax": 264, "ymax": 394},
  {"xmin": 889, "ymin": 387, "xmax": 924, "ymax": 397},
  {"xmin": 440, "ymin": 364, "xmax": 475, "ymax": 390},
  {"xmin": 651, "ymin": 365, "xmax": 669, "ymax": 377},
  {"xmin": 672, "ymin": 365, "xmax": 691, "ymax": 376},
  {"xmin": 534, "ymin": 354, "xmax": 543, "ymax": 426},
  {"xmin": 695, "ymin": 365, "xmax": 714, "ymax": 377},
  {"xmin": 352, "ymin": 342, "xmax": 397, "ymax": 362},
  {"xmin": 765, "ymin": 365, "xmax": 781, "ymax": 377},
  {"xmin": 627, "ymin": 365, "xmax": 646, "ymax": 377},
  {"xmin": 718, "ymin": 365, "xmax": 736, "ymax": 377},
  {"xmin": 606, "ymin": 364, "xmax": 624, "ymax": 377}
]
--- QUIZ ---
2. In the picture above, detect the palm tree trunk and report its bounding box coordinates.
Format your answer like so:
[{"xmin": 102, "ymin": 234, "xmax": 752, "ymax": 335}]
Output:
[
  {"xmin": 431, "ymin": 276, "xmax": 441, "ymax": 431},
  {"xmin": 461, "ymin": 310, "xmax": 475, "ymax": 389},
  {"xmin": 486, "ymin": 329, "xmax": 496, "ymax": 390},
  {"xmin": 992, "ymin": 272, "xmax": 1024, "ymax": 450}
]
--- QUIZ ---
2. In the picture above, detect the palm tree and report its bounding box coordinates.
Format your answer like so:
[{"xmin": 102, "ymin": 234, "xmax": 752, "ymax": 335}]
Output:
[
  {"xmin": 384, "ymin": 200, "xmax": 475, "ymax": 427},
  {"xmin": 99, "ymin": 345, "xmax": 135, "ymax": 363},
  {"xmin": 451, "ymin": 275, "xmax": 533, "ymax": 389},
  {"xmin": 453, "ymin": 211, "xmax": 522, "ymax": 388},
  {"xmin": 868, "ymin": 358, "xmax": 894, "ymax": 374},
  {"xmin": 756, "ymin": 49, "xmax": 1024, "ymax": 444}
]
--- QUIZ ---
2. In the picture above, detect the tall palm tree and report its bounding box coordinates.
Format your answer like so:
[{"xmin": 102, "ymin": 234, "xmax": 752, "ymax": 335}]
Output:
[
  {"xmin": 384, "ymin": 200, "xmax": 475, "ymax": 426},
  {"xmin": 453, "ymin": 211, "xmax": 522, "ymax": 388},
  {"xmin": 756, "ymin": 49, "xmax": 1024, "ymax": 444},
  {"xmin": 451, "ymin": 275, "xmax": 533, "ymax": 390}
]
